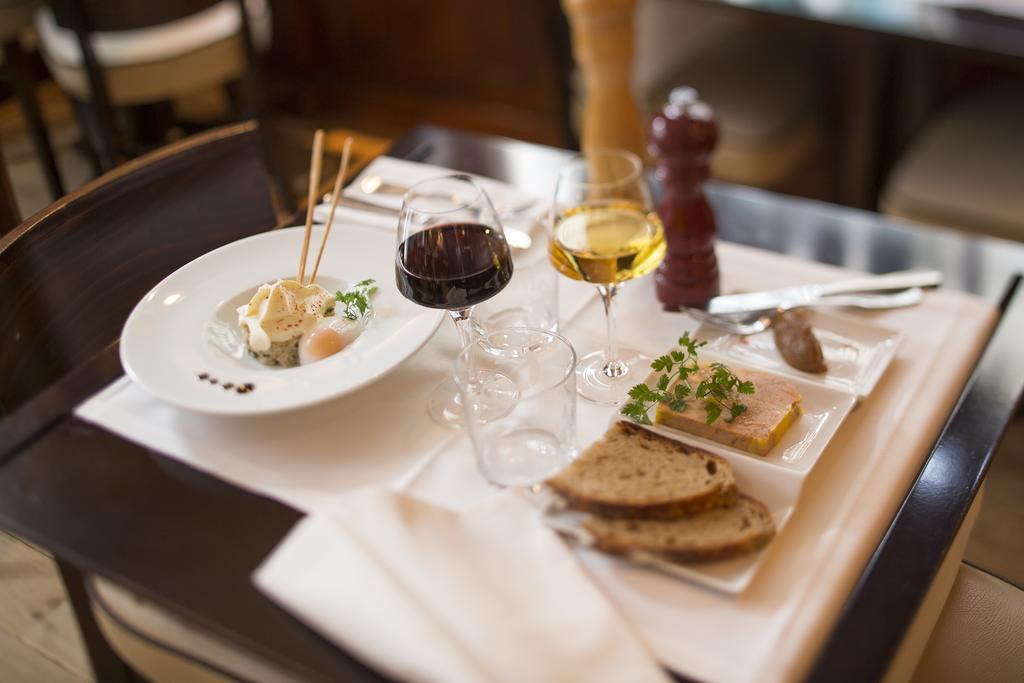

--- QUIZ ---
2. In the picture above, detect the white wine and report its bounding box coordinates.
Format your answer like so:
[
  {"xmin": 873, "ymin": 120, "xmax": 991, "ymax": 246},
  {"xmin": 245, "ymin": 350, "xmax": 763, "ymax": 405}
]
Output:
[{"xmin": 549, "ymin": 202, "xmax": 666, "ymax": 284}]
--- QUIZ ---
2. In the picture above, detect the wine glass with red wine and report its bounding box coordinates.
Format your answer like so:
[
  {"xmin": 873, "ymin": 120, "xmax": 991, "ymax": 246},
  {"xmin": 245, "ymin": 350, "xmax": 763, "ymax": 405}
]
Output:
[{"xmin": 395, "ymin": 174, "xmax": 514, "ymax": 427}]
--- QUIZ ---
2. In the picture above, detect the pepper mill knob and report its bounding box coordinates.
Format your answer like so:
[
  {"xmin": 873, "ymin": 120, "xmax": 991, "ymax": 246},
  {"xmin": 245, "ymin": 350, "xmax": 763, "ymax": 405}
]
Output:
[{"xmin": 649, "ymin": 87, "xmax": 721, "ymax": 309}]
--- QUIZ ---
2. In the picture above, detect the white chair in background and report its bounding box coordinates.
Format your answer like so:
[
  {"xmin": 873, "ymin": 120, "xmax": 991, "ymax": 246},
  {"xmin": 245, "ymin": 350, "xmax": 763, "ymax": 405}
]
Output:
[
  {"xmin": 910, "ymin": 563, "xmax": 1024, "ymax": 683},
  {"xmin": 882, "ymin": 83, "xmax": 1024, "ymax": 243},
  {"xmin": 34, "ymin": 0, "xmax": 272, "ymax": 171},
  {"xmin": 35, "ymin": 0, "xmax": 271, "ymax": 106}
]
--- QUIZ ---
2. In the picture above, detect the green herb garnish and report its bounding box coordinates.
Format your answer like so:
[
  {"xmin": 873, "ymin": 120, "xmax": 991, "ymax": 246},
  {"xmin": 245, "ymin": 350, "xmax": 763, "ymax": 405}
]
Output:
[
  {"xmin": 620, "ymin": 331, "xmax": 754, "ymax": 426},
  {"xmin": 335, "ymin": 278, "xmax": 378, "ymax": 320}
]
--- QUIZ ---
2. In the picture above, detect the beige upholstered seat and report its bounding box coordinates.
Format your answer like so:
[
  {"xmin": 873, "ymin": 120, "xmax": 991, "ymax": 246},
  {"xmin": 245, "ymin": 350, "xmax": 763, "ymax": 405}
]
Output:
[
  {"xmin": 89, "ymin": 576, "xmax": 303, "ymax": 683},
  {"xmin": 633, "ymin": 0, "xmax": 823, "ymax": 188},
  {"xmin": 910, "ymin": 563, "xmax": 1024, "ymax": 683},
  {"xmin": 34, "ymin": 0, "xmax": 272, "ymax": 108},
  {"xmin": 882, "ymin": 84, "xmax": 1024, "ymax": 242}
]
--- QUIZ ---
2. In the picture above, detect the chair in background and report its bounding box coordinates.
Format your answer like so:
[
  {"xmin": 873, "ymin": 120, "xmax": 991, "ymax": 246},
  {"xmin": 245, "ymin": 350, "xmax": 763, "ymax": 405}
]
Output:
[
  {"xmin": 1, "ymin": 0, "xmax": 65, "ymax": 200},
  {"xmin": 35, "ymin": 0, "xmax": 272, "ymax": 173},
  {"xmin": 633, "ymin": 0, "xmax": 825, "ymax": 191},
  {"xmin": 562, "ymin": 0, "xmax": 826, "ymax": 192},
  {"xmin": 0, "ymin": 121, "xmax": 299, "ymax": 681},
  {"xmin": 910, "ymin": 563, "xmax": 1024, "ymax": 683},
  {"xmin": 882, "ymin": 83, "xmax": 1024, "ymax": 243}
]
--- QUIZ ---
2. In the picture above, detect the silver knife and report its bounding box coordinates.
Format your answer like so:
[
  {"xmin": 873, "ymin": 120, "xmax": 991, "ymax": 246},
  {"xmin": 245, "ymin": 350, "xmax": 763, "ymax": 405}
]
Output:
[{"xmin": 705, "ymin": 269, "xmax": 943, "ymax": 315}]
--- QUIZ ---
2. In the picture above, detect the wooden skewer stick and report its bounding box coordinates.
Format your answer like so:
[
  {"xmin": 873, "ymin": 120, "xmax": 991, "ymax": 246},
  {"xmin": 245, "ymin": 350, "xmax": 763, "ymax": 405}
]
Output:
[
  {"xmin": 308, "ymin": 136, "xmax": 353, "ymax": 286},
  {"xmin": 297, "ymin": 129, "xmax": 325, "ymax": 283}
]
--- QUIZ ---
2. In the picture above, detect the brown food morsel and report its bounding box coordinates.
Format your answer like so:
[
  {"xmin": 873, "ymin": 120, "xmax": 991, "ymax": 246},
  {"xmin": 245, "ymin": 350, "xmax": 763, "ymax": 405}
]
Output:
[{"xmin": 772, "ymin": 310, "xmax": 827, "ymax": 373}]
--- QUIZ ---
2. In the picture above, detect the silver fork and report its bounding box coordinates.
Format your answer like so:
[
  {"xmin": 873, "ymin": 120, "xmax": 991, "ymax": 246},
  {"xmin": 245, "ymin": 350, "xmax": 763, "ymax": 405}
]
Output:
[
  {"xmin": 358, "ymin": 175, "xmax": 539, "ymax": 218},
  {"xmin": 684, "ymin": 288, "xmax": 925, "ymax": 335}
]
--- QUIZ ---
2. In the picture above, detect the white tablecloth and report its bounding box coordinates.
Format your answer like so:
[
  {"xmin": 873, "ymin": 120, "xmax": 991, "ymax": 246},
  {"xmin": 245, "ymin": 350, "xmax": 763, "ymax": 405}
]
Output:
[{"xmin": 76, "ymin": 163, "xmax": 997, "ymax": 682}]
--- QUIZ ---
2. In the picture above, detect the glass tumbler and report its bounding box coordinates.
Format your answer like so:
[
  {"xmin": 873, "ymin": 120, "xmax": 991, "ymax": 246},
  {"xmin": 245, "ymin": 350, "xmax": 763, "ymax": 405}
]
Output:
[{"xmin": 454, "ymin": 328, "xmax": 578, "ymax": 488}]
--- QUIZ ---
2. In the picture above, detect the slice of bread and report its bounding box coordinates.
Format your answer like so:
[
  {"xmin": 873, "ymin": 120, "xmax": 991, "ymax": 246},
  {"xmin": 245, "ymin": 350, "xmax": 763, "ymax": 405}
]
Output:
[
  {"xmin": 583, "ymin": 494, "xmax": 776, "ymax": 563},
  {"xmin": 655, "ymin": 367, "xmax": 801, "ymax": 456},
  {"xmin": 545, "ymin": 421, "xmax": 736, "ymax": 520}
]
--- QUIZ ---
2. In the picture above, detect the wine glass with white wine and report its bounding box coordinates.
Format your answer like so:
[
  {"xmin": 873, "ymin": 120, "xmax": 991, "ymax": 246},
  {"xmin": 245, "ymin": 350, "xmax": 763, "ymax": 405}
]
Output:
[{"xmin": 549, "ymin": 149, "xmax": 665, "ymax": 405}]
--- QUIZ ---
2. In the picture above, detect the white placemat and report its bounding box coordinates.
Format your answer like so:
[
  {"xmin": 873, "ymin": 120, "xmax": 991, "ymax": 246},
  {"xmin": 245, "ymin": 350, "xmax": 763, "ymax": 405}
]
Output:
[
  {"xmin": 77, "ymin": 212, "xmax": 997, "ymax": 681},
  {"xmin": 311, "ymin": 155, "xmax": 547, "ymax": 234}
]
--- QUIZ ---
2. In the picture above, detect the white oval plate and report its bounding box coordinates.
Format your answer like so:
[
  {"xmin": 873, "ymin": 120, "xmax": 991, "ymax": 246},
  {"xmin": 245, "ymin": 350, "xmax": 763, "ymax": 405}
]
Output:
[{"xmin": 121, "ymin": 225, "xmax": 444, "ymax": 415}]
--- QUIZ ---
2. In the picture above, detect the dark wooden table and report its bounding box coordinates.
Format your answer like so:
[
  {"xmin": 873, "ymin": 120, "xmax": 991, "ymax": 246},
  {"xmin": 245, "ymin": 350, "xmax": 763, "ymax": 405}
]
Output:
[{"xmin": 2, "ymin": 125, "xmax": 1023, "ymax": 683}]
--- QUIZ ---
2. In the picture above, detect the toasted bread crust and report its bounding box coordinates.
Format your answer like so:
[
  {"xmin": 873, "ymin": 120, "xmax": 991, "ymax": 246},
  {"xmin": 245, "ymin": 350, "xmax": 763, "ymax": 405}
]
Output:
[
  {"xmin": 545, "ymin": 421, "xmax": 737, "ymax": 520},
  {"xmin": 583, "ymin": 495, "xmax": 776, "ymax": 563},
  {"xmin": 547, "ymin": 480, "xmax": 738, "ymax": 521}
]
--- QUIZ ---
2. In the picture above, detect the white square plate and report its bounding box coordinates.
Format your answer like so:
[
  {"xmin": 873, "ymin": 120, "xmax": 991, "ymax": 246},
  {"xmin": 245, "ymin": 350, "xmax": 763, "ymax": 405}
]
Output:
[
  {"xmin": 542, "ymin": 341, "xmax": 856, "ymax": 593},
  {"xmin": 638, "ymin": 350, "xmax": 857, "ymax": 477},
  {"xmin": 543, "ymin": 438, "xmax": 800, "ymax": 594}
]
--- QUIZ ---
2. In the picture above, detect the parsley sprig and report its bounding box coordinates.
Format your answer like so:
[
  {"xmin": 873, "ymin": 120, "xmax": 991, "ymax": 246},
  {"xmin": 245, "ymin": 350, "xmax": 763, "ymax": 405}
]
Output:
[
  {"xmin": 334, "ymin": 278, "xmax": 378, "ymax": 320},
  {"xmin": 620, "ymin": 332, "xmax": 755, "ymax": 426}
]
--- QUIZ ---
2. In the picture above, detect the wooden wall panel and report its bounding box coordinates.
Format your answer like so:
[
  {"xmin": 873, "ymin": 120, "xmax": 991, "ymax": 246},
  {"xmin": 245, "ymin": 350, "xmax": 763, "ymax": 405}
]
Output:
[{"xmin": 263, "ymin": 0, "xmax": 572, "ymax": 146}]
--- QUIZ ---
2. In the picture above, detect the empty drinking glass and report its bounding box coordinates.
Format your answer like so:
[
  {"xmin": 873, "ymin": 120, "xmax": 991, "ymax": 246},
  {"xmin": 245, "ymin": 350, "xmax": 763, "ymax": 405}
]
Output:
[{"xmin": 454, "ymin": 328, "xmax": 578, "ymax": 487}]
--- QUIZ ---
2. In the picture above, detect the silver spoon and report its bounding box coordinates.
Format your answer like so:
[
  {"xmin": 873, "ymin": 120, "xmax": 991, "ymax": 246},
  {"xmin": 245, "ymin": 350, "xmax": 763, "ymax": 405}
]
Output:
[{"xmin": 684, "ymin": 288, "xmax": 925, "ymax": 335}]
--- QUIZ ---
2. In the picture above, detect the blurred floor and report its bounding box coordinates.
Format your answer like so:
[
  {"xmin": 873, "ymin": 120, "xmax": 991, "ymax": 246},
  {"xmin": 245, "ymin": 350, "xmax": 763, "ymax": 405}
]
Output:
[
  {"xmin": 0, "ymin": 532, "xmax": 91, "ymax": 682},
  {"xmin": 0, "ymin": 80, "xmax": 1021, "ymax": 682}
]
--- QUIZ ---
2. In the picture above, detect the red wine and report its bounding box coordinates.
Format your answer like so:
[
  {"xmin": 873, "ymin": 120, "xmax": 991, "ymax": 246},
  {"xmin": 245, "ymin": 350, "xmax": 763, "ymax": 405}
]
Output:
[{"xmin": 396, "ymin": 223, "xmax": 513, "ymax": 309}]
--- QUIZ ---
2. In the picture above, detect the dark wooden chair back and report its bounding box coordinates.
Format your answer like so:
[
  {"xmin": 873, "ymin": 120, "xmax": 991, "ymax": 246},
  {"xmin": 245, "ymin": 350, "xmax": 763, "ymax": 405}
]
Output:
[{"xmin": 0, "ymin": 121, "xmax": 279, "ymax": 416}]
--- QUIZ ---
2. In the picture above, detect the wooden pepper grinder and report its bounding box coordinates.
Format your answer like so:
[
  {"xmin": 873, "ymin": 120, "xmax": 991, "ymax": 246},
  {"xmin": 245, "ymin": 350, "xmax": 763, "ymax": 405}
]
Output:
[
  {"xmin": 649, "ymin": 86, "xmax": 721, "ymax": 309},
  {"xmin": 561, "ymin": 0, "xmax": 646, "ymax": 157}
]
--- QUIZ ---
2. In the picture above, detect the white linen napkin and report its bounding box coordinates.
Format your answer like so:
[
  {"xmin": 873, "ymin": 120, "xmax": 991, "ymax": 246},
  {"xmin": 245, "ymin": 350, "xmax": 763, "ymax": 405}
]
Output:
[{"xmin": 254, "ymin": 488, "xmax": 670, "ymax": 683}]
